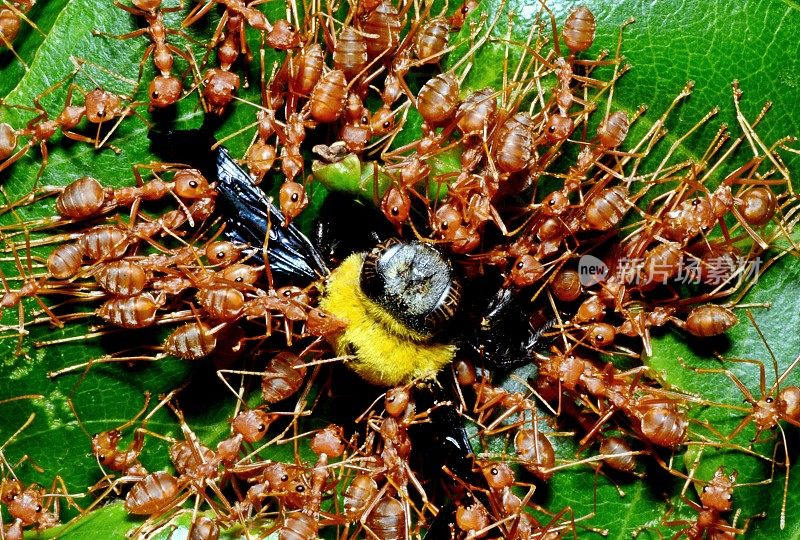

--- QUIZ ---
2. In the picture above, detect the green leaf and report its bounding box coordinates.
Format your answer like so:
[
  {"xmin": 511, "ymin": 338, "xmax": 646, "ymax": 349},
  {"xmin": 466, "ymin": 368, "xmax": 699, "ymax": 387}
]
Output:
[{"xmin": 0, "ymin": 0, "xmax": 798, "ymax": 538}]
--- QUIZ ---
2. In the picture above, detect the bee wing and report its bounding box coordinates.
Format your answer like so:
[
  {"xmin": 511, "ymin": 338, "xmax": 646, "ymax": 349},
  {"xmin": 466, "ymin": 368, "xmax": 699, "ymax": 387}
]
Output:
[{"xmin": 214, "ymin": 147, "xmax": 329, "ymax": 283}]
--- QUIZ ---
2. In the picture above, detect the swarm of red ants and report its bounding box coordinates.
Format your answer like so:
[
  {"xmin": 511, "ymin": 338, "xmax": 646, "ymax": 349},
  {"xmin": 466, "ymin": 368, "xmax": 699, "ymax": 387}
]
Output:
[{"xmin": 0, "ymin": 0, "xmax": 799, "ymax": 538}]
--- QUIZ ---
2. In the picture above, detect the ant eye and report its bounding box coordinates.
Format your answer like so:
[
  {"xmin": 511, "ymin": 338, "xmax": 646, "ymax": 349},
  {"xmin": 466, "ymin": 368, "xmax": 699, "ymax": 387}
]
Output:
[
  {"xmin": 189, "ymin": 180, "xmax": 198, "ymax": 188},
  {"xmin": 548, "ymin": 125, "xmax": 556, "ymax": 133},
  {"xmin": 766, "ymin": 397, "xmax": 774, "ymax": 403},
  {"xmin": 151, "ymin": 91, "xmax": 159, "ymax": 98},
  {"xmin": 280, "ymin": 474, "xmax": 289, "ymax": 482},
  {"xmin": 361, "ymin": 115, "xmax": 369, "ymax": 124},
  {"xmin": 295, "ymin": 485, "xmax": 305, "ymax": 493},
  {"xmin": 235, "ymin": 277, "xmax": 243, "ymax": 282},
  {"xmin": 291, "ymin": 193, "xmax": 299, "ymax": 202},
  {"xmin": 516, "ymin": 261, "xmax": 524, "ymax": 269},
  {"xmin": 383, "ymin": 121, "xmax": 391, "ymax": 128},
  {"xmin": 391, "ymin": 206, "xmax": 400, "ymax": 216},
  {"xmin": 258, "ymin": 424, "xmax": 266, "ymax": 432},
  {"xmin": 490, "ymin": 467, "xmax": 498, "ymax": 475},
  {"xmin": 461, "ymin": 5, "xmax": 469, "ymax": 12},
  {"xmin": 36, "ymin": 505, "xmax": 42, "ymax": 512},
  {"xmin": 216, "ymin": 251, "xmax": 224, "ymax": 259}
]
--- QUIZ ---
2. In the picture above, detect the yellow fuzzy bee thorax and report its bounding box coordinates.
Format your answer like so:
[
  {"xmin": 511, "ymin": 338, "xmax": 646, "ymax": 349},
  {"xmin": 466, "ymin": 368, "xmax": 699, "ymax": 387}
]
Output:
[{"xmin": 319, "ymin": 252, "xmax": 456, "ymax": 386}]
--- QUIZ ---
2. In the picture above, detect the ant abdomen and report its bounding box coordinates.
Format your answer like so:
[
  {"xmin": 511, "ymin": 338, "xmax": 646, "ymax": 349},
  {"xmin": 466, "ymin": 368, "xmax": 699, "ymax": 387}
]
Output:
[
  {"xmin": 125, "ymin": 471, "xmax": 180, "ymax": 515},
  {"xmin": 562, "ymin": 6, "xmax": 596, "ymax": 54},
  {"xmin": 684, "ymin": 304, "xmax": 738, "ymax": 337},
  {"xmin": 361, "ymin": 0, "xmax": 401, "ymax": 58},
  {"xmin": 164, "ymin": 322, "xmax": 217, "ymax": 360},
  {"xmin": 55, "ymin": 176, "xmax": 107, "ymax": 219},
  {"xmin": 333, "ymin": 27, "xmax": 368, "ymax": 81},
  {"xmin": 416, "ymin": 73, "xmax": 459, "ymax": 126}
]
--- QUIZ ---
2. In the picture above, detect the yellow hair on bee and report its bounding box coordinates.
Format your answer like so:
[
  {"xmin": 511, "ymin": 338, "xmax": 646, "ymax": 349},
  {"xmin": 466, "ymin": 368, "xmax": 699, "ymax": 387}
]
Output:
[{"xmin": 319, "ymin": 252, "xmax": 456, "ymax": 386}]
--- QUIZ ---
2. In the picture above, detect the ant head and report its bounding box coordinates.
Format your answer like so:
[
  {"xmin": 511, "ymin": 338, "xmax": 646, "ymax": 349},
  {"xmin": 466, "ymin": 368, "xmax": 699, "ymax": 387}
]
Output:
[
  {"xmin": 220, "ymin": 264, "xmax": 261, "ymax": 286},
  {"xmin": 450, "ymin": 0, "xmax": 479, "ymax": 30},
  {"xmin": 262, "ymin": 461, "xmax": 296, "ymax": 487},
  {"xmin": 432, "ymin": 203, "xmax": 463, "ymax": 241},
  {"xmin": 173, "ymin": 169, "xmax": 211, "ymax": 199},
  {"xmin": 306, "ymin": 307, "xmax": 347, "ymax": 337},
  {"xmin": 202, "ymin": 69, "xmax": 240, "ymax": 113},
  {"xmin": 384, "ymin": 386, "xmax": 411, "ymax": 418},
  {"xmin": 205, "ymin": 241, "xmax": 242, "ymax": 267},
  {"xmin": 231, "ymin": 409, "xmax": 275, "ymax": 444},
  {"xmin": 7, "ymin": 490, "xmax": 42, "ymax": 526},
  {"xmin": 279, "ymin": 182, "xmax": 309, "ymax": 222},
  {"xmin": 246, "ymin": 141, "xmax": 277, "ymax": 179},
  {"xmin": 541, "ymin": 190, "xmax": 569, "ymax": 216},
  {"xmin": 544, "ymin": 114, "xmax": 574, "ymax": 144},
  {"xmin": 479, "ymin": 460, "xmax": 514, "ymax": 490},
  {"xmin": 0, "ymin": 478, "xmax": 23, "ymax": 504},
  {"xmin": 84, "ymin": 89, "xmax": 120, "ymax": 123},
  {"xmin": 699, "ymin": 467, "xmax": 737, "ymax": 511},
  {"xmin": 370, "ymin": 105, "xmax": 395, "ymax": 136},
  {"xmin": 91, "ymin": 429, "xmax": 122, "ymax": 452},
  {"xmin": 508, "ymin": 254, "xmax": 545, "ymax": 288},
  {"xmin": 455, "ymin": 497, "xmax": 489, "ymax": 533},
  {"xmin": 453, "ymin": 359, "xmax": 477, "ymax": 386},
  {"xmin": 310, "ymin": 425, "xmax": 345, "ymax": 457},
  {"xmin": 267, "ymin": 19, "xmax": 300, "ymax": 50},
  {"xmin": 148, "ymin": 76, "xmax": 182, "ymax": 109},
  {"xmin": 380, "ymin": 185, "xmax": 411, "ymax": 230}
]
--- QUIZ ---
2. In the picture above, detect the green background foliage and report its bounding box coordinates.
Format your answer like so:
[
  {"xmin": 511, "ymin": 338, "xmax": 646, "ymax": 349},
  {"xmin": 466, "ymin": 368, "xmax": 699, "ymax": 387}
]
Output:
[{"xmin": 0, "ymin": 0, "xmax": 798, "ymax": 537}]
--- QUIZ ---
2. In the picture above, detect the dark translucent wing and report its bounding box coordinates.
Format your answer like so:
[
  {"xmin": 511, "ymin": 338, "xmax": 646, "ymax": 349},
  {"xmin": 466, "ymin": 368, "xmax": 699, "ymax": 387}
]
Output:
[
  {"xmin": 148, "ymin": 129, "xmax": 329, "ymax": 284},
  {"xmin": 214, "ymin": 147, "xmax": 329, "ymax": 283}
]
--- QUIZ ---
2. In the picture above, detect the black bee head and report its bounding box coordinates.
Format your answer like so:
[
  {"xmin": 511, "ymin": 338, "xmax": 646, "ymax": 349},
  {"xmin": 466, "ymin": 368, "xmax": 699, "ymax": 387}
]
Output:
[{"xmin": 360, "ymin": 240, "xmax": 461, "ymax": 335}]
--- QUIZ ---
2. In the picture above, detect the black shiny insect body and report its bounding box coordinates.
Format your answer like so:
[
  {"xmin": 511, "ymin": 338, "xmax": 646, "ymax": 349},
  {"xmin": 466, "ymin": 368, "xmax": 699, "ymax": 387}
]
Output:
[{"xmin": 463, "ymin": 287, "xmax": 556, "ymax": 371}]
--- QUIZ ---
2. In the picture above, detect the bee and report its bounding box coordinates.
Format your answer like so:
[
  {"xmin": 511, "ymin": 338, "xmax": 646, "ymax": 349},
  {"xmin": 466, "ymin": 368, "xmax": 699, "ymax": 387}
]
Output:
[
  {"xmin": 319, "ymin": 239, "xmax": 460, "ymax": 385},
  {"xmin": 152, "ymin": 131, "xmax": 467, "ymax": 384}
]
